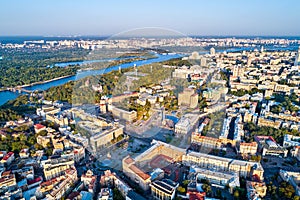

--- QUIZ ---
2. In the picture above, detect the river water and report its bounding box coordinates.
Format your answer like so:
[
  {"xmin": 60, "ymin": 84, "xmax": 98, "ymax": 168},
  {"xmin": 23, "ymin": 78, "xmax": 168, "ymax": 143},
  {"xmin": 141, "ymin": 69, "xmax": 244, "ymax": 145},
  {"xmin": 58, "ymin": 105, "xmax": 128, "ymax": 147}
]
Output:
[
  {"xmin": 0, "ymin": 53, "xmax": 182, "ymax": 105},
  {"xmin": 1, "ymin": 44, "xmax": 299, "ymax": 106}
]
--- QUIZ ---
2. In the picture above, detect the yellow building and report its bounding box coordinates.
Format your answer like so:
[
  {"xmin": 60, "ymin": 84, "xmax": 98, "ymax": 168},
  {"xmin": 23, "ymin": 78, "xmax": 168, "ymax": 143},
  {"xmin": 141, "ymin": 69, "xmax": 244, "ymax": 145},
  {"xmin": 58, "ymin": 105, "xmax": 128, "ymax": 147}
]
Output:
[
  {"xmin": 239, "ymin": 142, "xmax": 258, "ymax": 155},
  {"xmin": 0, "ymin": 171, "xmax": 16, "ymax": 188},
  {"xmin": 257, "ymin": 118, "xmax": 281, "ymax": 129},
  {"xmin": 37, "ymin": 135, "xmax": 51, "ymax": 148},
  {"xmin": 191, "ymin": 133, "xmax": 223, "ymax": 149}
]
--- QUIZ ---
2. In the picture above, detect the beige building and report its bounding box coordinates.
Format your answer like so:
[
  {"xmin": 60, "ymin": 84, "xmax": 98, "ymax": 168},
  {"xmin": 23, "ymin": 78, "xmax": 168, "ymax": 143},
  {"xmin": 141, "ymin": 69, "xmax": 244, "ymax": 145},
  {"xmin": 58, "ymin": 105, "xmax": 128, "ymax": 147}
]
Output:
[
  {"xmin": 191, "ymin": 133, "xmax": 223, "ymax": 150},
  {"xmin": 183, "ymin": 151, "xmax": 264, "ymax": 180},
  {"xmin": 239, "ymin": 142, "xmax": 258, "ymax": 155},
  {"xmin": 37, "ymin": 135, "xmax": 51, "ymax": 148},
  {"xmin": 89, "ymin": 124, "xmax": 124, "ymax": 150},
  {"xmin": 0, "ymin": 171, "xmax": 16, "ymax": 189},
  {"xmin": 122, "ymin": 140, "xmax": 185, "ymax": 191},
  {"xmin": 232, "ymin": 65, "xmax": 244, "ymax": 78},
  {"xmin": 123, "ymin": 156, "xmax": 151, "ymax": 191},
  {"xmin": 42, "ymin": 157, "xmax": 75, "ymax": 180},
  {"xmin": 175, "ymin": 114, "xmax": 199, "ymax": 135},
  {"xmin": 257, "ymin": 118, "xmax": 281, "ymax": 129},
  {"xmin": 110, "ymin": 106, "xmax": 137, "ymax": 122},
  {"xmin": 274, "ymin": 84, "xmax": 291, "ymax": 93},
  {"xmin": 45, "ymin": 167, "xmax": 78, "ymax": 200},
  {"xmin": 178, "ymin": 88, "xmax": 198, "ymax": 109},
  {"xmin": 195, "ymin": 168, "xmax": 240, "ymax": 192}
]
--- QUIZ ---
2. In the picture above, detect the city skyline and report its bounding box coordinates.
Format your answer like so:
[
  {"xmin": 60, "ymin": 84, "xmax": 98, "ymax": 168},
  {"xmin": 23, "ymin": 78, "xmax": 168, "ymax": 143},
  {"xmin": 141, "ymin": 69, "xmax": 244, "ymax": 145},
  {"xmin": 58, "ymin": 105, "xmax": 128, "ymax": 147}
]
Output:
[{"xmin": 1, "ymin": 0, "xmax": 300, "ymax": 36}]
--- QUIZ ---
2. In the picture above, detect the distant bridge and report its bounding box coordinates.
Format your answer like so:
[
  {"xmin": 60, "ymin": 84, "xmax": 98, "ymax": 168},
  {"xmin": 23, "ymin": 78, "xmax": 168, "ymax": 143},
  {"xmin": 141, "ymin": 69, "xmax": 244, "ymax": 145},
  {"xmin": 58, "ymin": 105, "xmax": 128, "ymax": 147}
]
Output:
[{"xmin": 8, "ymin": 87, "xmax": 34, "ymax": 94}]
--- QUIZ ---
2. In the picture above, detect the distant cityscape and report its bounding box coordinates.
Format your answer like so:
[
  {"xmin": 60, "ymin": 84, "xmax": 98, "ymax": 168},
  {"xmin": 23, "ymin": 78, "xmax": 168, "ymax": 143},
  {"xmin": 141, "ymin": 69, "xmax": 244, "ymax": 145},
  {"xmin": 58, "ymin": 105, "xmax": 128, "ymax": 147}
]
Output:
[
  {"xmin": 1, "ymin": 36, "xmax": 300, "ymax": 50},
  {"xmin": 0, "ymin": 34, "xmax": 300, "ymax": 200}
]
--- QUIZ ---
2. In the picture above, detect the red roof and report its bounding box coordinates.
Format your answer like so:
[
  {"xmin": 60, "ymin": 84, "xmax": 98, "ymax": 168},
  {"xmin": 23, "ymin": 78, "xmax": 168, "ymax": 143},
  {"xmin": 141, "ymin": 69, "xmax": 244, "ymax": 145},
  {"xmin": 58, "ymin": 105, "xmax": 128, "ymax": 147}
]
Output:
[
  {"xmin": 27, "ymin": 177, "xmax": 42, "ymax": 185},
  {"xmin": 2, "ymin": 152, "xmax": 13, "ymax": 161},
  {"xmin": 129, "ymin": 165, "xmax": 150, "ymax": 180},
  {"xmin": 124, "ymin": 157, "xmax": 134, "ymax": 164},
  {"xmin": 188, "ymin": 191, "xmax": 206, "ymax": 200},
  {"xmin": 68, "ymin": 192, "xmax": 81, "ymax": 200},
  {"xmin": 2, "ymin": 171, "xmax": 11, "ymax": 176},
  {"xmin": 34, "ymin": 124, "xmax": 45, "ymax": 130}
]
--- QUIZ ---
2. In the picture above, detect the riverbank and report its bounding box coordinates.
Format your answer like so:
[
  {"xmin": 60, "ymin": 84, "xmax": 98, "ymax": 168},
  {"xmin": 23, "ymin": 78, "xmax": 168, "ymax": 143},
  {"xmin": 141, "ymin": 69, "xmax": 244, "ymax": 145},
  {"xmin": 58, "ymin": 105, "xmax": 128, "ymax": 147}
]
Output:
[
  {"xmin": 1, "ymin": 74, "xmax": 75, "ymax": 92},
  {"xmin": 0, "ymin": 52, "xmax": 182, "ymax": 106}
]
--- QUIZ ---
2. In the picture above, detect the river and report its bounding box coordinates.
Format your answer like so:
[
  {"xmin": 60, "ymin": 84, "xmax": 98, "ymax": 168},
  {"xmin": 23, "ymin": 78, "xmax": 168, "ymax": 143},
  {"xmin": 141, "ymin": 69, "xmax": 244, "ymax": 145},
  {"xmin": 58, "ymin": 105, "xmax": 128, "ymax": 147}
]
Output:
[
  {"xmin": 0, "ymin": 53, "xmax": 182, "ymax": 105},
  {"xmin": 1, "ymin": 44, "xmax": 299, "ymax": 106}
]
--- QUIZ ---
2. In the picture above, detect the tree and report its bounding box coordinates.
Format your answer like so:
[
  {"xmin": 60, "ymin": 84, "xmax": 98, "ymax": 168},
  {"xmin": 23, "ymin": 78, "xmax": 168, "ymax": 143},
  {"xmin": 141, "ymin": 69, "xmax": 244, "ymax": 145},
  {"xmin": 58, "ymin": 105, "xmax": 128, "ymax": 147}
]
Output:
[
  {"xmin": 233, "ymin": 190, "xmax": 239, "ymax": 199},
  {"xmin": 177, "ymin": 186, "xmax": 186, "ymax": 194},
  {"xmin": 279, "ymin": 181, "xmax": 296, "ymax": 199},
  {"xmin": 182, "ymin": 180, "xmax": 190, "ymax": 187},
  {"xmin": 34, "ymin": 143, "xmax": 43, "ymax": 150},
  {"xmin": 294, "ymin": 196, "xmax": 300, "ymax": 200},
  {"xmin": 113, "ymin": 188, "xmax": 125, "ymax": 200}
]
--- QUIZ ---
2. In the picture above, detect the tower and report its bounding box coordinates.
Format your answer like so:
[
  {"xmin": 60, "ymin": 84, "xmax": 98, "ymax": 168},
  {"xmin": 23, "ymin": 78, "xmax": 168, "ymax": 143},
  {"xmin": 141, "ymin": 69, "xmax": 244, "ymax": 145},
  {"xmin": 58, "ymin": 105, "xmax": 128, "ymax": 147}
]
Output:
[
  {"xmin": 291, "ymin": 47, "xmax": 300, "ymax": 71},
  {"xmin": 294, "ymin": 47, "xmax": 300, "ymax": 67},
  {"xmin": 233, "ymin": 65, "xmax": 244, "ymax": 78},
  {"xmin": 210, "ymin": 47, "xmax": 216, "ymax": 55},
  {"xmin": 200, "ymin": 57, "xmax": 207, "ymax": 67}
]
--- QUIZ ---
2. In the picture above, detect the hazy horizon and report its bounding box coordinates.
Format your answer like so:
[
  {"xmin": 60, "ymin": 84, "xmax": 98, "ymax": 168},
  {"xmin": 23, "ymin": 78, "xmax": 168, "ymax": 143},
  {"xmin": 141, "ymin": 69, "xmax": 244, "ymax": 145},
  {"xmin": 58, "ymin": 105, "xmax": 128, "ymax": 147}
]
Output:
[{"xmin": 1, "ymin": 0, "xmax": 300, "ymax": 36}]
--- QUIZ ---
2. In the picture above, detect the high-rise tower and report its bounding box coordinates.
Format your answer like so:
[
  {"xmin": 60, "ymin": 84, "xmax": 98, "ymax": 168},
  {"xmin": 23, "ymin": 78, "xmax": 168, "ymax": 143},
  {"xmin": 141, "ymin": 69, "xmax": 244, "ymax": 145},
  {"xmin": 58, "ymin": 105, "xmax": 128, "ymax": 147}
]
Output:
[
  {"xmin": 294, "ymin": 47, "xmax": 300, "ymax": 67},
  {"xmin": 292, "ymin": 47, "xmax": 300, "ymax": 71}
]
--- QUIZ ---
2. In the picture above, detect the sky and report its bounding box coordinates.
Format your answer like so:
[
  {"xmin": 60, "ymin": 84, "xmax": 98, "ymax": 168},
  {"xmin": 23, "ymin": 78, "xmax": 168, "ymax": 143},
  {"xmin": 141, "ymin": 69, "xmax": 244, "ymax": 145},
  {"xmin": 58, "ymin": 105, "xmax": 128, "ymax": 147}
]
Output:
[{"xmin": 1, "ymin": 0, "xmax": 300, "ymax": 36}]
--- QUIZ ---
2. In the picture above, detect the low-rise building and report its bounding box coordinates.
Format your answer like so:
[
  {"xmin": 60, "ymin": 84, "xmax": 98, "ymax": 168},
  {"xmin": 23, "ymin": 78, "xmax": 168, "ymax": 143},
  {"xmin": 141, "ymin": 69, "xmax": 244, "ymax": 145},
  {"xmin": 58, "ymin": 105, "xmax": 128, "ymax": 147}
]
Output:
[
  {"xmin": 45, "ymin": 167, "xmax": 78, "ymax": 200},
  {"xmin": 109, "ymin": 106, "xmax": 137, "ymax": 122},
  {"xmin": 257, "ymin": 118, "xmax": 281, "ymax": 129},
  {"xmin": 89, "ymin": 124, "xmax": 124, "ymax": 150},
  {"xmin": 41, "ymin": 156, "xmax": 74, "ymax": 180},
  {"xmin": 81, "ymin": 170, "xmax": 97, "ymax": 195},
  {"xmin": 283, "ymin": 134, "xmax": 300, "ymax": 148},
  {"xmin": 1, "ymin": 152, "xmax": 15, "ymax": 166},
  {"xmin": 37, "ymin": 135, "xmax": 51, "ymax": 148},
  {"xmin": 191, "ymin": 133, "xmax": 223, "ymax": 150},
  {"xmin": 34, "ymin": 124, "xmax": 46, "ymax": 134},
  {"xmin": 183, "ymin": 151, "xmax": 264, "ymax": 180},
  {"xmin": 239, "ymin": 142, "xmax": 258, "ymax": 155},
  {"xmin": 194, "ymin": 167, "xmax": 240, "ymax": 192},
  {"xmin": 150, "ymin": 179, "xmax": 178, "ymax": 200},
  {"xmin": 175, "ymin": 114, "xmax": 199, "ymax": 135},
  {"xmin": 100, "ymin": 170, "xmax": 132, "ymax": 197},
  {"xmin": 254, "ymin": 136, "xmax": 288, "ymax": 157},
  {"xmin": 292, "ymin": 146, "xmax": 300, "ymax": 161},
  {"xmin": 0, "ymin": 171, "xmax": 17, "ymax": 189},
  {"xmin": 98, "ymin": 188, "xmax": 113, "ymax": 200},
  {"xmin": 246, "ymin": 181, "xmax": 267, "ymax": 200}
]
